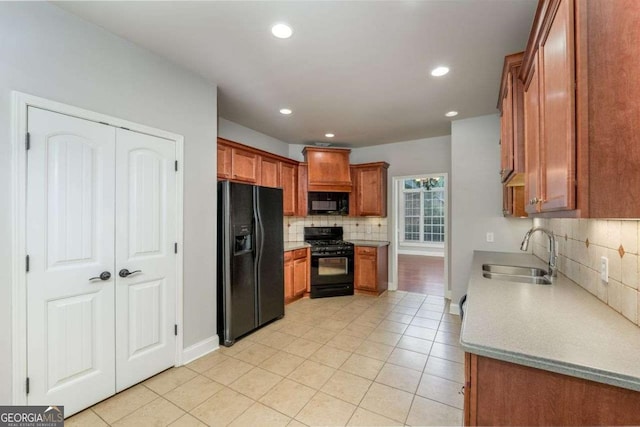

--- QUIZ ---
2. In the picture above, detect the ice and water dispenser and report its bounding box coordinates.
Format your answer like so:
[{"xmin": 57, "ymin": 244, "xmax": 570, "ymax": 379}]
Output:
[{"xmin": 233, "ymin": 224, "xmax": 253, "ymax": 255}]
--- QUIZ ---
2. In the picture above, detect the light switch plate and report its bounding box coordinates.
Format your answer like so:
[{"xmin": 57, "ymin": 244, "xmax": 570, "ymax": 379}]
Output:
[{"xmin": 486, "ymin": 232, "xmax": 494, "ymax": 243}]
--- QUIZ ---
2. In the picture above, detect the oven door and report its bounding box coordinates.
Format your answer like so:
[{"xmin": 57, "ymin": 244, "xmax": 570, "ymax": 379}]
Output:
[{"xmin": 310, "ymin": 253, "xmax": 354, "ymax": 286}]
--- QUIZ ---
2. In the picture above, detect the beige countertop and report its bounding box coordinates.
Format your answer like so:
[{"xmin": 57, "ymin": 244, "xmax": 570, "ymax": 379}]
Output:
[
  {"xmin": 461, "ymin": 250, "xmax": 640, "ymax": 392},
  {"xmin": 284, "ymin": 242, "xmax": 310, "ymax": 251},
  {"xmin": 348, "ymin": 240, "xmax": 390, "ymax": 247}
]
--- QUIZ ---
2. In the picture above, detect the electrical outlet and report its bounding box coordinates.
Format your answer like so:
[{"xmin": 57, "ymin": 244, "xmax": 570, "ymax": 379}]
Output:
[
  {"xmin": 600, "ymin": 256, "xmax": 609, "ymax": 283},
  {"xmin": 366, "ymin": 224, "xmax": 372, "ymax": 234},
  {"xmin": 486, "ymin": 232, "xmax": 494, "ymax": 243}
]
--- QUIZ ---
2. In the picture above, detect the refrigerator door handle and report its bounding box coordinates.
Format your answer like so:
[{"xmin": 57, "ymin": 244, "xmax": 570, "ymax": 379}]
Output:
[{"xmin": 253, "ymin": 188, "xmax": 265, "ymax": 324}]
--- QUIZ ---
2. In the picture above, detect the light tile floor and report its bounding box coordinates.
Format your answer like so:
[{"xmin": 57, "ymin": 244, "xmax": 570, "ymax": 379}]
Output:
[{"xmin": 67, "ymin": 291, "xmax": 464, "ymax": 426}]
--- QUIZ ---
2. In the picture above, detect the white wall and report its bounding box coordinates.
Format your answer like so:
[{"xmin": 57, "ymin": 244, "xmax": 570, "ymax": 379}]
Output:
[
  {"xmin": 0, "ymin": 2, "xmax": 218, "ymax": 403},
  {"xmin": 219, "ymin": 118, "xmax": 290, "ymax": 157},
  {"xmin": 450, "ymin": 115, "xmax": 532, "ymax": 307}
]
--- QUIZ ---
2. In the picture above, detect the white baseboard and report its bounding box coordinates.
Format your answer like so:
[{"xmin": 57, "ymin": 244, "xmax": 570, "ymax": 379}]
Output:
[
  {"xmin": 449, "ymin": 303, "xmax": 460, "ymax": 316},
  {"xmin": 181, "ymin": 335, "xmax": 219, "ymax": 365}
]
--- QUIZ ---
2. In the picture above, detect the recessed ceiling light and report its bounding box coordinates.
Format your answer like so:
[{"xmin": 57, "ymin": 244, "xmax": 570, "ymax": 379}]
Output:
[
  {"xmin": 431, "ymin": 66, "xmax": 450, "ymax": 77},
  {"xmin": 279, "ymin": 108, "xmax": 292, "ymax": 115},
  {"xmin": 272, "ymin": 23, "xmax": 293, "ymax": 39},
  {"xmin": 325, "ymin": 133, "xmax": 335, "ymax": 138},
  {"xmin": 445, "ymin": 111, "xmax": 458, "ymax": 117}
]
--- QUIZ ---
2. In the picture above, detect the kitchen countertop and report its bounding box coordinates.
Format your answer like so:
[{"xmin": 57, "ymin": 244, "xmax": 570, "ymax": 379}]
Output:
[
  {"xmin": 284, "ymin": 242, "xmax": 310, "ymax": 251},
  {"xmin": 461, "ymin": 250, "xmax": 640, "ymax": 392},
  {"xmin": 348, "ymin": 240, "xmax": 390, "ymax": 247}
]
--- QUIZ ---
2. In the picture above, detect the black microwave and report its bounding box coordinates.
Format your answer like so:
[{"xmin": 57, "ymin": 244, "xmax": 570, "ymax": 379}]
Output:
[{"xmin": 308, "ymin": 192, "xmax": 349, "ymax": 215}]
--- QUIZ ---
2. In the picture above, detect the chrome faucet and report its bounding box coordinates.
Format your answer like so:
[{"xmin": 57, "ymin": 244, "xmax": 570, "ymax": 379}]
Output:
[{"xmin": 520, "ymin": 227, "xmax": 557, "ymax": 277}]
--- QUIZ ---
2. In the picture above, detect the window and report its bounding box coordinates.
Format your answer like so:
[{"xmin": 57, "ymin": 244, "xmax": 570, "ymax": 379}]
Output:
[{"xmin": 402, "ymin": 177, "xmax": 445, "ymax": 244}]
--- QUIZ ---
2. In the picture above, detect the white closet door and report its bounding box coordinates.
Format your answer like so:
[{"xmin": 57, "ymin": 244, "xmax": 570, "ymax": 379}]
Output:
[
  {"xmin": 114, "ymin": 128, "xmax": 177, "ymax": 391},
  {"xmin": 26, "ymin": 107, "xmax": 116, "ymax": 415}
]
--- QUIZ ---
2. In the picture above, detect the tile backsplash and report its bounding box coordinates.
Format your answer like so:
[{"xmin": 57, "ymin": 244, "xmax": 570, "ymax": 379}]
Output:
[
  {"xmin": 284, "ymin": 216, "xmax": 389, "ymax": 242},
  {"xmin": 532, "ymin": 218, "xmax": 639, "ymax": 326}
]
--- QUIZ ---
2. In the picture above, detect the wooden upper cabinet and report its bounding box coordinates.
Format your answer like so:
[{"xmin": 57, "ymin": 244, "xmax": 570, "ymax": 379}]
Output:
[
  {"xmin": 498, "ymin": 52, "xmax": 525, "ymax": 184},
  {"xmin": 297, "ymin": 163, "xmax": 308, "ymax": 217},
  {"xmin": 260, "ymin": 156, "xmax": 279, "ymax": 188},
  {"xmin": 539, "ymin": 0, "xmax": 575, "ymax": 212},
  {"xmin": 280, "ymin": 162, "xmax": 298, "ymax": 216},
  {"xmin": 352, "ymin": 162, "xmax": 389, "ymax": 217},
  {"xmin": 498, "ymin": 52, "xmax": 527, "ymax": 218},
  {"xmin": 519, "ymin": 0, "xmax": 640, "ymax": 217},
  {"xmin": 303, "ymin": 147, "xmax": 352, "ymax": 192},
  {"xmin": 231, "ymin": 147, "xmax": 259, "ymax": 184},
  {"xmin": 582, "ymin": 0, "xmax": 640, "ymax": 217},
  {"xmin": 217, "ymin": 143, "xmax": 232, "ymax": 180}
]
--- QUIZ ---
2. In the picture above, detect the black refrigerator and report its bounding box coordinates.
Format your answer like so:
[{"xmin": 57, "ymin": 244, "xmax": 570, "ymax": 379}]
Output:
[{"xmin": 217, "ymin": 181, "xmax": 284, "ymax": 347}]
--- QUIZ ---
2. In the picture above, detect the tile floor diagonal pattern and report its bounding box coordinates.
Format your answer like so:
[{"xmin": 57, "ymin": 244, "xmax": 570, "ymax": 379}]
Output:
[{"xmin": 67, "ymin": 291, "xmax": 464, "ymax": 427}]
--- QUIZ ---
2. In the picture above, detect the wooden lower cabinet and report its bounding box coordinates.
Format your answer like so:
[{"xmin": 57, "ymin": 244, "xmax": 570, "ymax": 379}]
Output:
[
  {"xmin": 284, "ymin": 248, "xmax": 309, "ymax": 304},
  {"xmin": 464, "ymin": 353, "xmax": 640, "ymax": 426},
  {"xmin": 354, "ymin": 245, "xmax": 388, "ymax": 295}
]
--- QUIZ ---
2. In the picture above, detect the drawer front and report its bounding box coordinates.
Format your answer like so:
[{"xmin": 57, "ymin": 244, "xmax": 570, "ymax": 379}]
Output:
[
  {"xmin": 293, "ymin": 248, "xmax": 307, "ymax": 259},
  {"xmin": 356, "ymin": 246, "xmax": 376, "ymax": 255},
  {"xmin": 284, "ymin": 251, "xmax": 293, "ymax": 261}
]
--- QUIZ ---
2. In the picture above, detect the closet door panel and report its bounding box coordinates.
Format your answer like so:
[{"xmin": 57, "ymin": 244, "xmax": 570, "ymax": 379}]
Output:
[{"xmin": 114, "ymin": 128, "xmax": 177, "ymax": 392}]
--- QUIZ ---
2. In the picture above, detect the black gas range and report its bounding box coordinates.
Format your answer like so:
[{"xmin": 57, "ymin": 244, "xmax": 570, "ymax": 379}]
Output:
[{"xmin": 304, "ymin": 227, "xmax": 354, "ymax": 298}]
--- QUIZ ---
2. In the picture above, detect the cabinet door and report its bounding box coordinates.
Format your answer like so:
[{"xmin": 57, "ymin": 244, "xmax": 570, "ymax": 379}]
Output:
[
  {"xmin": 353, "ymin": 164, "xmax": 388, "ymax": 217},
  {"xmin": 293, "ymin": 257, "xmax": 308, "ymax": 296},
  {"xmin": 231, "ymin": 148, "xmax": 259, "ymax": 183},
  {"xmin": 355, "ymin": 247, "xmax": 377, "ymax": 291},
  {"xmin": 280, "ymin": 162, "xmax": 297, "ymax": 216},
  {"xmin": 524, "ymin": 51, "xmax": 542, "ymax": 214},
  {"xmin": 217, "ymin": 144, "xmax": 232, "ymax": 180},
  {"xmin": 539, "ymin": 0, "xmax": 576, "ymax": 211},
  {"xmin": 500, "ymin": 73, "xmax": 514, "ymax": 182},
  {"xmin": 260, "ymin": 156, "xmax": 279, "ymax": 188},
  {"xmin": 284, "ymin": 252, "xmax": 294, "ymax": 300},
  {"xmin": 356, "ymin": 167, "xmax": 386, "ymax": 216}
]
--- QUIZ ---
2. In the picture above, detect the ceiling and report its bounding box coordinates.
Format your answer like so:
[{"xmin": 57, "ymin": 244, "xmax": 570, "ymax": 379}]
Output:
[{"xmin": 56, "ymin": 1, "xmax": 537, "ymax": 147}]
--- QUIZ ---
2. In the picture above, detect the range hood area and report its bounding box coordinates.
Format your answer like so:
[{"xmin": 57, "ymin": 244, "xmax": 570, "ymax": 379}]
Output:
[{"xmin": 303, "ymin": 147, "xmax": 352, "ymax": 192}]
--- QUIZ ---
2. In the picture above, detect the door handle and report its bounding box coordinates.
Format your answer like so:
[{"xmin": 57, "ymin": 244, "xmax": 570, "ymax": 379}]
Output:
[
  {"xmin": 89, "ymin": 271, "xmax": 111, "ymax": 281},
  {"xmin": 119, "ymin": 269, "xmax": 142, "ymax": 278}
]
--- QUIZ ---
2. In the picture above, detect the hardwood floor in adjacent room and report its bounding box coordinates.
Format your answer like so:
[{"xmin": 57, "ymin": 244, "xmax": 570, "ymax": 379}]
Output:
[{"xmin": 398, "ymin": 255, "xmax": 445, "ymax": 296}]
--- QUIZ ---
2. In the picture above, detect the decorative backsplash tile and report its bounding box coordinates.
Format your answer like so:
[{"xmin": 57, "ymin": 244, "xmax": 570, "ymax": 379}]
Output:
[
  {"xmin": 283, "ymin": 216, "xmax": 389, "ymax": 242},
  {"xmin": 532, "ymin": 218, "xmax": 639, "ymax": 327}
]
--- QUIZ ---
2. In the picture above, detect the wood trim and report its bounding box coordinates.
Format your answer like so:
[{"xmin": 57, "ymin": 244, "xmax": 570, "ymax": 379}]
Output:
[
  {"xmin": 520, "ymin": 0, "xmax": 551, "ymax": 81},
  {"xmin": 302, "ymin": 146, "xmax": 352, "ymax": 156},
  {"xmin": 217, "ymin": 137, "xmax": 298, "ymax": 166},
  {"xmin": 350, "ymin": 161, "xmax": 390, "ymax": 169},
  {"xmin": 497, "ymin": 52, "xmax": 524, "ymax": 111},
  {"xmin": 574, "ymin": 0, "xmax": 589, "ymax": 216}
]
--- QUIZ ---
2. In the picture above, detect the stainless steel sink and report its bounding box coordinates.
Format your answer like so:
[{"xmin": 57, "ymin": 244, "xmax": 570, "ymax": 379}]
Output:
[
  {"xmin": 482, "ymin": 271, "xmax": 552, "ymax": 285},
  {"xmin": 482, "ymin": 264, "xmax": 548, "ymax": 277}
]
